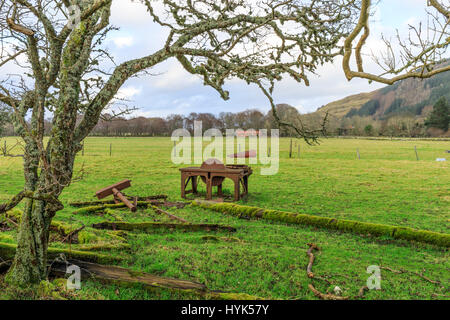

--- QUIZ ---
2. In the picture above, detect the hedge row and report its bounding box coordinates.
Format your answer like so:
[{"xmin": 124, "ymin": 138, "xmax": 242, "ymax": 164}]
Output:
[{"xmin": 192, "ymin": 201, "xmax": 450, "ymax": 248}]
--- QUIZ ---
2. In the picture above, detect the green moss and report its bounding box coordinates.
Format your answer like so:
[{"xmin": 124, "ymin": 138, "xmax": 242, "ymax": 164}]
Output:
[
  {"xmin": 77, "ymin": 231, "xmax": 99, "ymax": 244},
  {"xmin": 107, "ymin": 231, "xmax": 128, "ymax": 242},
  {"xmin": 50, "ymin": 220, "xmax": 73, "ymax": 235},
  {"xmin": 37, "ymin": 280, "xmax": 66, "ymax": 300},
  {"xmin": 0, "ymin": 241, "xmax": 122, "ymax": 264},
  {"xmin": 0, "ymin": 242, "xmax": 16, "ymax": 259},
  {"xmin": 105, "ymin": 209, "xmax": 124, "ymax": 221},
  {"xmin": 127, "ymin": 270, "xmax": 145, "ymax": 278},
  {"xmin": 0, "ymin": 234, "xmax": 14, "ymax": 242},
  {"xmin": 5, "ymin": 209, "xmax": 22, "ymax": 221},
  {"xmin": 76, "ymin": 243, "xmax": 131, "ymax": 252},
  {"xmin": 72, "ymin": 202, "xmax": 151, "ymax": 214}
]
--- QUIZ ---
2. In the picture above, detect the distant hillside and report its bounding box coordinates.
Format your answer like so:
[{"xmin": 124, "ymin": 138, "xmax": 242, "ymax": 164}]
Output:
[
  {"xmin": 317, "ymin": 92, "xmax": 375, "ymax": 118},
  {"xmin": 317, "ymin": 61, "xmax": 450, "ymax": 120}
]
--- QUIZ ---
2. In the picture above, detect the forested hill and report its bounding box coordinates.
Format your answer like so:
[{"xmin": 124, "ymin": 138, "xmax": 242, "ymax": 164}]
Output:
[{"xmin": 317, "ymin": 61, "xmax": 450, "ymax": 120}]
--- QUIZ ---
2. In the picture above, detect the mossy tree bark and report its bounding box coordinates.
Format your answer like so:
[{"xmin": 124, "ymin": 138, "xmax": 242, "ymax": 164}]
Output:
[{"xmin": 6, "ymin": 199, "xmax": 50, "ymax": 284}]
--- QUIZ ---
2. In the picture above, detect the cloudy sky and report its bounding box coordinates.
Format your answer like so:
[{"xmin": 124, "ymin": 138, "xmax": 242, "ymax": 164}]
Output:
[{"xmin": 102, "ymin": 0, "xmax": 430, "ymax": 117}]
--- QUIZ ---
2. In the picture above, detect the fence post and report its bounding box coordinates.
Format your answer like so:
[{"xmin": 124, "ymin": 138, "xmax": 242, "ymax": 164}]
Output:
[
  {"xmin": 110, "ymin": 143, "xmax": 112, "ymax": 157},
  {"xmin": 356, "ymin": 148, "xmax": 360, "ymax": 160},
  {"xmin": 173, "ymin": 141, "xmax": 176, "ymax": 157},
  {"xmin": 82, "ymin": 142, "xmax": 85, "ymax": 156},
  {"xmin": 414, "ymin": 146, "xmax": 419, "ymax": 161},
  {"xmin": 3, "ymin": 140, "xmax": 6, "ymax": 156},
  {"xmin": 289, "ymin": 139, "xmax": 292, "ymax": 158},
  {"xmin": 298, "ymin": 144, "xmax": 300, "ymax": 158}
]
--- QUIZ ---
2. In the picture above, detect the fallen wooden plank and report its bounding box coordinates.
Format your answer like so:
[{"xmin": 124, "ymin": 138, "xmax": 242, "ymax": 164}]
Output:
[
  {"xmin": 150, "ymin": 205, "xmax": 189, "ymax": 224},
  {"xmin": 50, "ymin": 259, "xmax": 207, "ymax": 292},
  {"xmin": 92, "ymin": 221, "xmax": 236, "ymax": 233},
  {"xmin": 50, "ymin": 260, "xmax": 263, "ymax": 299},
  {"xmin": 72, "ymin": 202, "xmax": 151, "ymax": 214},
  {"xmin": 123, "ymin": 194, "xmax": 168, "ymax": 201},
  {"xmin": 95, "ymin": 180, "xmax": 132, "ymax": 200}
]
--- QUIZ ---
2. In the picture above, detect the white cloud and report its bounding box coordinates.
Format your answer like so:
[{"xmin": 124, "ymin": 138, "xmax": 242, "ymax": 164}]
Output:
[
  {"xmin": 152, "ymin": 60, "xmax": 200, "ymax": 90},
  {"xmin": 110, "ymin": 1, "xmax": 153, "ymax": 27},
  {"xmin": 129, "ymin": 94, "xmax": 209, "ymax": 118},
  {"xmin": 115, "ymin": 86, "xmax": 142, "ymax": 100},
  {"xmin": 112, "ymin": 36, "xmax": 134, "ymax": 48}
]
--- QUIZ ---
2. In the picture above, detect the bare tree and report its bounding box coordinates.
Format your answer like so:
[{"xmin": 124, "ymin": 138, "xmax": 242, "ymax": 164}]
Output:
[
  {"xmin": 0, "ymin": 0, "xmax": 360, "ymax": 285},
  {"xmin": 0, "ymin": 0, "xmax": 448, "ymax": 286},
  {"xmin": 343, "ymin": 0, "xmax": 449, "ymax": 84}
]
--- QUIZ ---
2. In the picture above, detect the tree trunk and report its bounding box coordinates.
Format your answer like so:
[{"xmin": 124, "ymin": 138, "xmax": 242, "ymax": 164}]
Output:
[
  {"xmin": 5, "ymin": 135, "xmax": 66, "ymax": 286},
  {"xmin": 5, "ymin": 198, "xmax": 52, "ymax": 285}
]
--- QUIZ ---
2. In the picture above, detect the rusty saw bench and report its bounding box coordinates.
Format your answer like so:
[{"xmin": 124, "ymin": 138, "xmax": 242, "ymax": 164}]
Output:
[{"xmin": 180, "ymin": 159, "xmax": 252, "ymax": 201}]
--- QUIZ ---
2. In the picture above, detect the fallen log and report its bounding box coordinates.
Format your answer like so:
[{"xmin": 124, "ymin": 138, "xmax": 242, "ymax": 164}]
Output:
[
  {"xmin": 69, "ymin": 199, "xmax": 118, "ymax": 207},
  {"xmin": 49, "ymin": 259, "xmax": 263, "ymax": 299},
  {"xmin": 76, "ymin": 243, "xmax": 131, "ymax": 252},
  {"xmin": 92, "ymin": 221, "xmax": 236, "ymax": 233},
  {"xmin": 192, "ymin": 201, "xmax": 450, "ymax": 247},
  {"xmin": 72, "ymin": 202, "xmax": 151, "ymax": 214},
  {"xmin": 122, "ymin": 194, "xmax": 168, "ymax": 202},
  {"xmin": 0, "ymin": 242, "xmax": 123, "ymax": 265},
  {"xmin": 150, "ymin": 205, "xmax": 189, "ymax": 224},
  {"xmin": 50, "ymin": 259, "xmax": 207, "ymax": 292}
]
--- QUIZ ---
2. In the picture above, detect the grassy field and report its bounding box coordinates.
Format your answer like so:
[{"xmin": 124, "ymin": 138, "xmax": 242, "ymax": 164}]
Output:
[{"xmin": 0, "ymin": 137, "xmax": 449, "ymax": 300}]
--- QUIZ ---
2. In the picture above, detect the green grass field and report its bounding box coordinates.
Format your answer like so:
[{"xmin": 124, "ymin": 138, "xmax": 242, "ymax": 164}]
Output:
[{"xmin": 0, "ymin": 137, "xmax": 449, "ymax": 300}]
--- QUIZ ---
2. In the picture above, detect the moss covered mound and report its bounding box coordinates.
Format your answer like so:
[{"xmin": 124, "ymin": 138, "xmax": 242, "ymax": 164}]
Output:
[
  {"xmin": 192, "ymin": 201, "xmax": 450, "ymax": 247},
  {"xmin": 0, "ymin": 242, "xmax": 122, "ymax": 264}
]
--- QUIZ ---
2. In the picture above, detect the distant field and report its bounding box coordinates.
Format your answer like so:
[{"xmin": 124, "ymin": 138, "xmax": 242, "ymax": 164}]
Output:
[{"xmin": 0, "ymin": 137, "xmax": 449, "ymax": 300}]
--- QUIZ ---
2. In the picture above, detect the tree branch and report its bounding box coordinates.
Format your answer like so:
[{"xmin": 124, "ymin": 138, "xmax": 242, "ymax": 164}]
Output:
[{"xmin": 343, "ymin": 0, "xmax": 450, "ymax": 85}]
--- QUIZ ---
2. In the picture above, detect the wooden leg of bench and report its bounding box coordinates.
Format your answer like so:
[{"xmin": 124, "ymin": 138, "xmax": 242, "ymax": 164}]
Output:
[
  {"xmin": 181, "ymin": 174, "xmax": 187, "ymax": 199},
  {"xmin": 206, "ymin": 179, "xmax": 212, "ymax": 200},
  {"xmin": 192, "ymin": 176, "xmax": 198, "ymax": 194},
  {"xmin": 244, "ymin": 176, "xmax": 248, "ymax": 195},
  {"xmin": 233, "ymin": 178, "xmax": 240, "ymax": 201}
]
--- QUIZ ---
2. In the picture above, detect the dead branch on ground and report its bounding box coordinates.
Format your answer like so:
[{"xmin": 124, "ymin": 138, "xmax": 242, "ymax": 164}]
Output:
[{"xmin": 150, "ymin": 205, "xmax": 189, "ymax": 224}]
